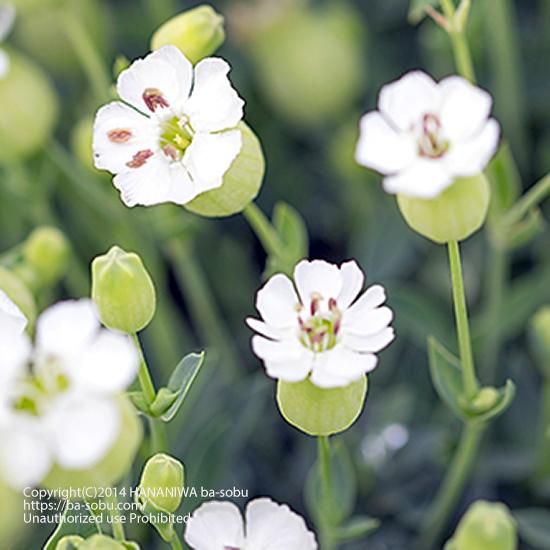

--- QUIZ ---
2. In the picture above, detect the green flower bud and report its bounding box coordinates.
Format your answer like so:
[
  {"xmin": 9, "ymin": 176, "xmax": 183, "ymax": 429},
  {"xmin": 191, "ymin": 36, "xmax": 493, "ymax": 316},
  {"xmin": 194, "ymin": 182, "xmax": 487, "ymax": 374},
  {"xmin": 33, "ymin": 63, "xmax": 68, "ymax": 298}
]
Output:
[
  {"xmin": 91, "ymin": 246, "xmax": 157, "ymax": 333},
  {"xmin": 71, "ymin": 115, "xmax": 95, "ymax": 172},
  {"xmin": 277, "ymin": 376, "xmax": 368, "ymax": 436},
  {"xmin": 151, "ymin": 5, "xmax": 225, "ymax": 64},
  {"xmin": 469, "ymin": 387, "xmax": 500, "ymax": 413},
  {"xmin": 397, "ymin": 174, "xmax": 490, "ymax": 244},
  {"xmin": 530, "ymin": 307, "xmax": 550, "ymax": 378},
  {"xmin": 0, "ymin": 48, "xmax": 58, "ymax": 162},
  {"xmin": 43, "ymin": 396, "xmax": 142, "ymax": 491},
  {"xmin": 22, "ymin": 226, "xmax": 70, "ymax": 287},
  {"xmin": 248, "ymin": 4, "xmax": 364, "ymax": 128},
  {"xmin": 79, "ymin": 535, "xmax": 125, "ymax": 550},
  {"xmin": 138, "ymin": 453, "xmax": 185, "ymax": 513},
  {"xmin": 55, "ymin": 536, "xmax": 85, "ymax": 550},
  {"xmin": 185, "ymin": 122, "xmax": 265, "ymax": 217},
  {"xmin": 0, "ymin": 482, "xmax": 23, "ymax": 547},
  {"xmin": 448, "ymin": 500, "xmax": 517, "ymax": 550},
  {"xmin": 0, "ymin": 265, "xmax": 36, "ymax": 329}
]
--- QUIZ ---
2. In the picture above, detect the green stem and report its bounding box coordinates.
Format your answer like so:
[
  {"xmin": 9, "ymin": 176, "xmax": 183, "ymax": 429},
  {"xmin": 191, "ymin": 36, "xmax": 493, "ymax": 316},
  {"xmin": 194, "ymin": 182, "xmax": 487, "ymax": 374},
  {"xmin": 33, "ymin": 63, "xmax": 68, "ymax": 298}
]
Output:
[
  {"xmin": 62, "ymin": 12, "xmax": 112, "ymax": 104},
  {"xmin": 107, "ymin": 494, "xmax": 126, "ymax": 541},
  {"xmin": 169, "ymin": 535, "xmax": 184, "ymax": 550},
  {"xmin": 416, "ymin": 423, "xmax": 484, "ymax": 549},
  {"xmin": 142, "ymin": 0, "xmax": 177, "ymax": 26},
  {"xmin": 502, "ymin": 172, "xmax": 550, "ymax": 228},
  {"xmin": 243, "ymin": 202, "xmax": 285, "ymax": 259},
  {"xmin": 447, "ymin": 241, "xmax": 479, "ymax": 399},
  {"xmin": 317, "ymin": 436, "xmax": 336, "ymax": 550},
  {"xmin": 440, "ymin": 0, "xmax": 476, "ymax": 82},
  {"xmin": 166, "ymin": 238, "xmax": 240, "ymax": 378},
  {"xmin": 535, "ymin": 379, "xmax": 550, "ymax": 479}
]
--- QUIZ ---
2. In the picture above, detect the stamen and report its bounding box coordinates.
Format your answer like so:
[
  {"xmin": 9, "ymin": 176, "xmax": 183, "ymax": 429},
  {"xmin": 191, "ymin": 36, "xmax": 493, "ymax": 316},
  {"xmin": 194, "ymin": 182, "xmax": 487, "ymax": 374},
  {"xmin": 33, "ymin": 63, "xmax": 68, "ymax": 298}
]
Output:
[
  {"xmin": 143, "ymin": 88, "xmax": 170, "ymax": 112},
  {"xmin": 108, "ymin": 128, "xmax": 132, "ymax": 143},
  {"xmin": 127, "ymin": 149, "xmax": 154, "ymax": 168},
  {"xmin": 162, "ymin": 144, "xmax": 179, "ymax": 161}
]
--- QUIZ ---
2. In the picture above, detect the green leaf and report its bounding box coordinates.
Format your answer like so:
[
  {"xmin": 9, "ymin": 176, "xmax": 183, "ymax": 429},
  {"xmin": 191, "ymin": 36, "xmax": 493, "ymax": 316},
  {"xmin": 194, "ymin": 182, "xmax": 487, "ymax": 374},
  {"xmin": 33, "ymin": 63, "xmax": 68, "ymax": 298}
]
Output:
[
  {"xmin": 150, "ymin": 352, "xmax": 205, "ymax": 422},
  {"xmin": 428, "ymin": 336, "xmax": 464, "ymax": 419},
  {"xmin": 43, "ymin": 504, "xmax": 98, "ymax": 550},
  {"xmin": 408, "ymin": 0, "xmax": 441, "ymax": 23},
  {"xmin": 487, "ymin": 143, "xmax": 522, "ymax": 221},
  {"xmin": 514, "ymin": 508, "xmax": 550, "ymax": 549},
  {"xmin": 499, "ymin": 208, "xmax": 545, "ymax": 251},
  {"xmin": 335, "ymin": 516, "xmax": 380, "ymax": 542},
  {"xmin": 127, "ymin": 391, "xmax": 150, "ymax": 414}
]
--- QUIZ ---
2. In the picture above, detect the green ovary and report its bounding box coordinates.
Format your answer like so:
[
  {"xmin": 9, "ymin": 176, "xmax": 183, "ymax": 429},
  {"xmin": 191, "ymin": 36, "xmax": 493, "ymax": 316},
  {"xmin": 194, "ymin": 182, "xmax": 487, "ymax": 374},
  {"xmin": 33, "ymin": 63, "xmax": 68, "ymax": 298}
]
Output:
[{"xmin": 160, "ymin": 116, "xmax": 193, "ymax": 159}]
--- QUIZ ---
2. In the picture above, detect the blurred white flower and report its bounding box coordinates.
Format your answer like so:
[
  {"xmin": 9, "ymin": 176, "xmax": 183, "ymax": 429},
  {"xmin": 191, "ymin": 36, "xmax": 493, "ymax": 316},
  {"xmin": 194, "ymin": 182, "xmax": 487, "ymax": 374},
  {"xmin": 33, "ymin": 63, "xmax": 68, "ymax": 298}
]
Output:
[
  {"xmin": 0, "ymin": 299, "xmax": 138, "ymax": 489},
  {"xmin": 0, "ymin": 4, "xmax": 15, "ymax": 79},
  {"xmin": 93, "ymin": 45, "xmax": 244, "ymax": 207},
  {"xmin": 355, "ymin": 70, "xmax": 500, "ymax": 199},
  {"xmin": 184, "ymin": 497, "xmax": 317, "ymax": 550},
  {"xmin": 247, "ymin": 259, "xmax": 395, "ymax": 389}
]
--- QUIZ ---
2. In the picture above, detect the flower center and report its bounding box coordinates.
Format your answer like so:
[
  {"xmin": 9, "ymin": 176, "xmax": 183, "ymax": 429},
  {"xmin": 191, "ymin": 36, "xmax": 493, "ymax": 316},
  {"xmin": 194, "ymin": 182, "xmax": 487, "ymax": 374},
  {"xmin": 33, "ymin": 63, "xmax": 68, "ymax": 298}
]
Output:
[
  {"xmin": 417, "ymin": 113, "xmax": 449, "ymax": 159},
  {"xmin": 160, "ymin": 116, "xmax": 194, "ymax": 163},
  {"xmin": 298, "ymin": 294, "xmax": 342, "ymax": 353}
]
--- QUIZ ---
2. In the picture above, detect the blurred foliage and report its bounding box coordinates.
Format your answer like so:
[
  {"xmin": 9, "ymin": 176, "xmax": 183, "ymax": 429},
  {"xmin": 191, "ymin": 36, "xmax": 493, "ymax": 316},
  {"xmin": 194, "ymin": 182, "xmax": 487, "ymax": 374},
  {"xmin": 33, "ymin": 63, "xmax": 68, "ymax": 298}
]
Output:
[{"xmin": 1, "ymin": 0, "xmax": 550, "ymax": 549}]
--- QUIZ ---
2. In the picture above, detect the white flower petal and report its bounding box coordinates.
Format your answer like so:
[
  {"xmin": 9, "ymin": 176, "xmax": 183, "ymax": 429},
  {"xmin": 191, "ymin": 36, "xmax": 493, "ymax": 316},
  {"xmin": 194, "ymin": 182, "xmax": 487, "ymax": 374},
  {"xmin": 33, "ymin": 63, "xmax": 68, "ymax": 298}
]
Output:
[
  {"xmin": 439, "ymin": 76, "xmax": 493, "ymax": 140},
  {"xmin": 245, "ymin": 498, "xmax": 318, "ymax": 550},
  {"xmin": 0, "ymin": 333, "xmax": 31, "ymax": 385},
  {"xmin": 379, "ymin": 71, "xmax": 440, "ymax": 131},
  {"xmin": 345, "ymin": 285, "xmax": 386, "ymax": 316},
  {"xmin": 185, "ymin": 57, "xmax": 244, "ymax": 132},
  {"xmin": 113, "ymin": 157, "xmax": 199, "ymax": 207},
  {"xmin": 0, "ymin": 49, "xmax": 9, "ymax": 79},
  {"xmin": 342, "ymin": 327, "xmax": 395, "ymax": 353},
  {"xmin": 184, "ymin": 501, "xmax": 245, "ymax": 550},
  {"xmin": 93, "ymin": 102, "xmax": 158, "ymax": 174},
  {"xmin": 336, "ymin": 261, "xmax": 365, "ymax": 309},
  {"xmin": 294, "ymin": 260, "xmax": 343, "ymax": 304},
  {"xmin": 0, "ymin": 5, "xmax": 15, "ymax": 43},
  {"xmin": 445, "ymin": 118, "xmax": 500, "ymax": 177},
  {"xmin": 0, "ymin": 418, "xmax": 52, "ymax": 489},
  {"xmin": 355, "ymin": 111, "xmax": 416, "ymax": 175},
  {"xmin": 255, "ymin": 274, "xmax": 300, "ymax": 328},
  {"xmin": 183, "ymin": 129, "xmax": 242, "ymax": 191},
  {"xmin": 47, "ymin": 394, "xmax": 120, "ymax": 470},
  {"xmin": 246, "ymin": 317, "xmax": 288, "ymax": 340},
  {"xmin": 251, "ymin": 336, "xmax": 304, "ymax": 363},
  {"xmin": 117, "ymin": 45, "xmax": 193, "ymax": 115},
  {"xmin": 0, "ymin": 289, "xmax": 27, "ymax": 338},
  {"xmin": 345, "ymin": 305, "xmax": 394, "ymax": 337},
  {"xmin": 264, "ymin": 358, "xmax": 312, "ymax": 383},
  {"xmin": 36, "ymin": 300, "xmax": 99, "ymax": 360},
  {"xmin": 70, "ymin": 331, "xmax": 138, "ymax": 395},
  {"xmin": 311, "ymin": 347, "xmax": 376, "ymax": 388},
  {"xmin": 382, "ymin": 158, "xmax": 453, "ymax": 198}
]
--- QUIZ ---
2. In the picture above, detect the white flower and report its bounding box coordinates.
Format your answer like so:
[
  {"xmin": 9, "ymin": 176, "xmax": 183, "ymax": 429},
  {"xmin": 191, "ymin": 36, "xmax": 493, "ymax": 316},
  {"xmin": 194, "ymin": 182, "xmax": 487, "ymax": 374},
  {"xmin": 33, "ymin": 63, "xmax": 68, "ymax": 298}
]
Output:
[
  {"xmin": 184, "ymin": 497, "xmax": 317, "ymax": 550},
  {"xmin": 355, "ymin": 70, "xmax": 500, "ymax": 199},
  {"xmin": 247, "ymin": 260, "xmax": 395, "ymax": 389},
  {"xmin": 93, "ymin": 45, "xmax": 245, "ymax": 207},
  {"xmin": 0, "ymin": 299, "xmax": 138, "ymax": 489},
  {"xmin": 0, "ymin": 3, "xmax": 15, "ymax": 79}
]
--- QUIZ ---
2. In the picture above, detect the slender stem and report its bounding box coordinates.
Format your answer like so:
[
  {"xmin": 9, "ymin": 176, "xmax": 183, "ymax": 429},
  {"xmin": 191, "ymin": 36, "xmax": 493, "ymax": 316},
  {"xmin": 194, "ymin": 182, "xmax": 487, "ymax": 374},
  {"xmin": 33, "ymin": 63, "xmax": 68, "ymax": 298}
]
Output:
[
  {"xmin": 447, "ymin": 241, "xmax": 478, "ymax": 399},
  {"xmin": 535, "ymin": 379, "xmax": 550, "ymax": 479},
  {"xmin": 502, "ymin": 173, "xmax": 550, "ymax": 228},
  {"xmin": 107, "ymin": 494, "xmax": 126, "ymax": 541},
  {"xmin": 169, "ymin": 535, "xmax": 184, "ymax": 550},
  {"xmin": 132, "ymin": 333, "xmax": 157, "ymax": 404},
  {"xmin": 440, "ymin": 0, "xmax": 476, "ymax": 82},
  {"xmin": 416, "ymin": 424, "xmax": 484, "ymax": 549},
  {"xmin": 243, "ymin": 202, "xmax": 284, "ymax": 259},
  {"xmin": 62, "ymin": 12, "xmax": 112, "ymax": 104},
  {"xmin": 317, "ymin": 436, "xmax": 336, "ymax": 550}
]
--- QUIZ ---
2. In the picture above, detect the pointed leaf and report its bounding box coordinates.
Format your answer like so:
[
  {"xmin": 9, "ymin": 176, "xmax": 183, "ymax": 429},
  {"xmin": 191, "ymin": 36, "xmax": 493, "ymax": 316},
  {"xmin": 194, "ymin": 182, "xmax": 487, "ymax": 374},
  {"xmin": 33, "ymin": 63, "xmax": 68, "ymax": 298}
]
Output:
[
  {"xmin": 43, "ymin": 503, "xmax": 98, "ymax": 550},
  {"xmin": 335, "ymin": 516, "xmax": 380, "ymax": 542}
]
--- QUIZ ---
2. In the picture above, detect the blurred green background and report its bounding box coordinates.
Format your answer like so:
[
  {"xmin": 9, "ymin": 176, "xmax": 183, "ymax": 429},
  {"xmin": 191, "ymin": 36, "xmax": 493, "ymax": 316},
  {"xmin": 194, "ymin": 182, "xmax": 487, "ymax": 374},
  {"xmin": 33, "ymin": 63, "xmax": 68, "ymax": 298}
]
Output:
[{"xmin": 1, "ymin": 0, "xmax": 550, "ymax": 548}]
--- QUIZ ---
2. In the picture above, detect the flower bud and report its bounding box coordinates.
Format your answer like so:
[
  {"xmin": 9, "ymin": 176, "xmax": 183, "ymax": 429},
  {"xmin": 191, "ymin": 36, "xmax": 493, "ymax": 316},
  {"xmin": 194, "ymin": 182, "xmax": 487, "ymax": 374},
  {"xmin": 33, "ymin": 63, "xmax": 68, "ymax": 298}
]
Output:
[
  {"xmin": 277, "ymin": 376, "xmax": 368, "ymax": 436},
  {"xmin": 397, "ymin": 174, "xmax": 490, "ymax": 244},
  {"xmin": 530, "ymin": 307, "xmax": 550, "ymax": 378},
  {"xmin": 185, "ymin": 122, "xmax": 265, "ymax": 217},
  {"xmin": 469, "ymin": 387, "xmax": 500, "ymax": 413},
  {"xmin": 151, "ymin": 5, "xmax": 225, "ymax": 64},
  {"xmin": 43, "ymin": 396, "xmax": 142, "ymax": 491},
  {"xmin": 91, "ymin": 246, "xmax": 157, "ymax": 333},
  {"xmin": 138, "ymin": 453, "xmax": 185, "ymax": 514},
  {"xmin": 448, "ymin": 500, "xmax": 517, "ymax": 550},
  {"xmin": 22, "ymin": 226, "xmax": 70, "ymax": 287},
  {"xmin": 71, "ymin": 115, "xmax": 95, "ymax": 172},
  {"xmin": 0, "ymin": 48, "xmax": 58, "ymax": 162},
  {"xmin": 55, "ymin": 536, "xmax": 85, "ymax": 550},
  {"xmin": 79, "ymin": 535, "xmax": 126, "ymax": 550},
  {"xmin": 0, "ymin": 265, "xmax": 36, "ymax": 329}
]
